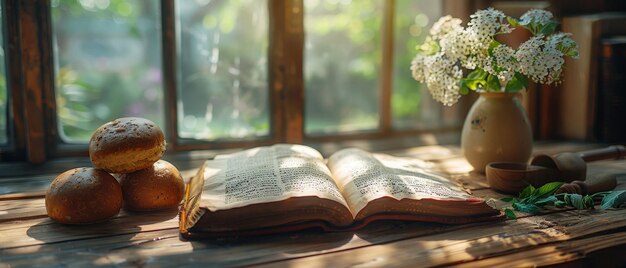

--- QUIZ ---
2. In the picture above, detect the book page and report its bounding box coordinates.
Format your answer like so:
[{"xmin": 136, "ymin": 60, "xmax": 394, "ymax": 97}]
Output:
[
  {"xmin": 327, "ymin": 148, "xmax": 473, "ymax": 216},
  {"xmin": 199, "ymin": 144, "xmax": 348, "ymax": 211}
]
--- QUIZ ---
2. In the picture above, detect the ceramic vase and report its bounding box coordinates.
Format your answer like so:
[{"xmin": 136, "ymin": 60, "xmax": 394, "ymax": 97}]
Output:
[{"xmin": 461, "ymin": 92, "xmax": 532, "ymax": 173}]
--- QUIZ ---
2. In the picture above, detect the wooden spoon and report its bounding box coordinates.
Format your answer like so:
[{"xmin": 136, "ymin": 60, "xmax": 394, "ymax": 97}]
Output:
[
  {"xmin": 530, "ymin": 145, "xmax": 626, "ymax": 183},
  {"xmin": 555, "ymin": 173, "xmax": 617, "ymax": 195}
]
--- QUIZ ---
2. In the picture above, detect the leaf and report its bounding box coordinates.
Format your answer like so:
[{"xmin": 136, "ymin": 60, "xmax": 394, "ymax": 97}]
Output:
[
  {"xmin": 486, "ymin": 74, "xmax": 500, "ymax": 91},
  {"xmin": 519, "ymin": 185, "xmax": 535, "ymax": 199},
  {"xmin": 467, "ymin": 69, "xmax": 487, "ymax": 80},
  {"xmin": 539, "ymin": 21, "xmax": 559, "ymax": 35},
  {"xmin": 534, "ymin": 182, "xmax": 564, "ymax": 199},
  {"xmin": 463, "ymin": 69, "xmax": 489, "ymax": 91},
  {"xmin": 535, "ymin": 195, "xmax": 558, "ymax": 206},
  {"xmin": 464, "ymin": 79, "xmax": 487, "ymax": 90},
  {"xmin": 554, "ymin": 200, "xmax": 567, "ymax": 208},
  {"xmin": 504, "ymin": 208, "xmax": 517, "ymax": 219},
  {"xmin": 568, "ymin": 194, "xmax": 585, "ymax": 209},
  {"xmin": 591, "ymin": 191, "xmax": 612, "ymax": 200},
  {"xmin": 583, "ymin": 195, "xmax": 595, "ymax": 209},
  {"xmin": 513, "ymin": 202, "xmax": 541, "ymax": 214},
  {"xmin": 459, "ymin": 80, "xmax": 470, "ymax": 95},
  {"xmin": 501, "ymin": 197, "xmax": 514, "ymax": 202},
  {"xmin": 460, "ymin": 86, "xmax": 470, "ymax": 95},
  {"xmin": 507, "ymin": 16, "xmax": 519, "ymax": 27},
  {"xmin": 505, "ymin": 78, "xmax": 523, "ymax": 92},
  {"xmin": 515, "ymin": 72, "xmax": 529, "ymax": 88},
  {"xmin": 601, "ymin": 190, "xmax": 626, "ymax": 209},
  {"xmin": 566, "ymin": 50, "xmax": 579, "ymax": 58},
  {"xmin": 488, "ymin": 40, "xmax": 501, "ymax": 56}
]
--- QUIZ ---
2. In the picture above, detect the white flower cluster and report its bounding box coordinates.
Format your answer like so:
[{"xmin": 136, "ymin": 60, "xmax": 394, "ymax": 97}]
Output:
[
  {"xmin": 467, "ymin": 8, "xmax": 513, "ymax": 41},
  {"xmin": 515, "ymin": 34, "xmax": 567, "ymax": 85},
  {"xmin": 519, "ymin": 9, "xmax": 553, "ymax": 26},
  {"xmin": 493, "ymin": 45, "xmax": 517, "ymax": 82},
  {"xmin": 411, "ymin": 8, "xmax": 578, "ymax": 106},
  {"xmin": 411, "ymin": 52, "xmax": 463, "ymax": 106},
  {"xmin": 429, "ymin": 15, "xmax": 463, "ymax": 40}
]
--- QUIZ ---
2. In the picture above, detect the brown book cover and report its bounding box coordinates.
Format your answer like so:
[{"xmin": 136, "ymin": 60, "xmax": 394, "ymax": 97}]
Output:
[{"xmin": 179, "ymin": 144, "xmax": 501, "ymax": 238}]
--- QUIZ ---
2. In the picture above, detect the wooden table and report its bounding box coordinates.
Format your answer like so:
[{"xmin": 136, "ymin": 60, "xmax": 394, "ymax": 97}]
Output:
[{"xmin": 2, "ymin": 143, "xmax": 626, "ymax": 267}]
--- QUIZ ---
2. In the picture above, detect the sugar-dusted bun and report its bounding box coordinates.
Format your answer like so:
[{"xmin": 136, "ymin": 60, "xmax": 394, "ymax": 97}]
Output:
[
  {"xmin": 89, "ymin": 117, "xmax": 166, "ymax": 174},
  {"xmin": 120, "ymin": 160, "xmax": 184, "ymax": 211},
  {"xmin": 45, "ymin": 168, "xmax": 123, "ymax": 224}
]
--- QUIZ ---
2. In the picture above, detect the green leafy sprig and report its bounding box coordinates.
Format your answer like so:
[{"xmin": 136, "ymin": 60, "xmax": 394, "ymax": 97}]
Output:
[
  {"xmin": 501, "ymin": 182, "xmax": 626, "ymax": 219},
  {"xmin": 459, "ymin": 43, "xmax": 530, "ymax": 94},
  {"xmin": 507, "ymin": 16, "xmax": 559, "ymax": 36}
]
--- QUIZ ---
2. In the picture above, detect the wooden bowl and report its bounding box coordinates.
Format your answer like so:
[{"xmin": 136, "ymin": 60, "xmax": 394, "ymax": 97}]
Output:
[{"xmin": 486, "ymin": 162, "xmax": 561, "ymax": 194}]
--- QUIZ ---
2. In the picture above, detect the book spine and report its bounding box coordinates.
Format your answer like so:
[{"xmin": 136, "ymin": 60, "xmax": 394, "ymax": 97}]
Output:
[
  {"xmin": 596, "ymin": 37, "xmax": 626, "ymax": 143},
  {"xmin": 560, "ymin": 16, "xmax": 598, "ymax": 140}
]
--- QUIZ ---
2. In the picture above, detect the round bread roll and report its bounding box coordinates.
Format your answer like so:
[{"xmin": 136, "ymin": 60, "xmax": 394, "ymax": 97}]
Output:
[
  {"xmin": 89, "ymin": 117, "xmax": 165, "ymax": 174},
  {"xmin": 46, "ymin": 168, "xmax": 123, "ymax": 224},
  {"xmin": 120, "ymin": 160, "xmax": 185, "ymax": 211}
]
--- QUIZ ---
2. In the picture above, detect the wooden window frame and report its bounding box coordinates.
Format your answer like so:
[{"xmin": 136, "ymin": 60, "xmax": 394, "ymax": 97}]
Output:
[
  {"xmin": 1, "ymin": 0, "xmax": 466, "ymax": 164},
  {"xmin": 0, "ymin": 0, "xmax": 20, "ymax": 160}
]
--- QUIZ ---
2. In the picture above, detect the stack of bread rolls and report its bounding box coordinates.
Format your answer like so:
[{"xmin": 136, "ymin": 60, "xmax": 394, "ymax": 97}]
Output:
[{"xmin": 45, "ymin": 117, "xmax": 185, "ymax": 224}]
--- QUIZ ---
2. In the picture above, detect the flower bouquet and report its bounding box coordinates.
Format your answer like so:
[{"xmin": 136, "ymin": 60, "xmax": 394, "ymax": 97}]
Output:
[
  {"xmin": 411, "ymin": 8, "xmax": 579, "ymax": 106},
  {"xmin": 411, "ymin": 8, "xmax": 579, "ymax": 172}
]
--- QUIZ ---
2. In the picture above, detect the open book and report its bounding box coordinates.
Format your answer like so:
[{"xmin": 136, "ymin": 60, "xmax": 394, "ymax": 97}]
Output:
[{"xmin": 180, "ymin": 144, "xmax": 501, "ymax": 238}]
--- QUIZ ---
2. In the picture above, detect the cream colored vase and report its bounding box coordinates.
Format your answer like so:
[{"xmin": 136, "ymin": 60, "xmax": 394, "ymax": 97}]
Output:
[{"xmin": 461, "ymin": 92, "xmax": 532, "ymax": 173}]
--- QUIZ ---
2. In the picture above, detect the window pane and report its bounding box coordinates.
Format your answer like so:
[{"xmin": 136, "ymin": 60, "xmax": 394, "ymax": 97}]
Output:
[
  {"xmin": 52, "ymin": 0, "xmax": 164, "ymax": 142},
  {"xmin": 304, "ymin": 0, "xmax": 383, "ymax": 134},
  {"xmin": 176, "ymin": 0, "xmax": 269, "ymax": 140},
  {"xmin": 0, "ymin": 2, "xmax": 6, "ymax": 145},
  {"xmin": 392, "ymin": 0, "xmax": 457, "ymax": 129}
]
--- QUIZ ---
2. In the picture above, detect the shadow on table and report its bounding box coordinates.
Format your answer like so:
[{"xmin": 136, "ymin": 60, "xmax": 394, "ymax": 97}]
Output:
[
  {"xmin": 117, "ymin": 227, "xmax": 353, "ymax": 267},
  {"xmin": 186, "ymin": 226, "xmax": 354, "ymax": 249},
  {"xmin": 175, "ymin": 221, "xmax": 463, "ymax": 266},
  {"xmin": 25, "ymin": 208, "xmax": 178, "ymax": 244},
  {"xmin": 354, "ymin": 220, "xmax": 456, "ymax": 243},
  {"xmin": 4, "ymin": 209, "xmax": 179, "ymax": 266}
]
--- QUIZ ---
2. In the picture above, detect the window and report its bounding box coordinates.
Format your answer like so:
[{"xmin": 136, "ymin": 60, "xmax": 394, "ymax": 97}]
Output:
[
  {"xmin": 176, "ymin": 0, "xmax": 270, "ymax": 140},
  {"xmin": 304, "ymin": 0, "xmax": 383, "ymax": 134},
  {"xmin": 51, "ymin": 0, "xmax": 164, "ymax": 142},
  {"xmin": 3, "ymin": 0, "xmax": 456, "ymax": 163},
  {"xmin": 303, "ymin": 0, "xmax": 452, "ymax": 135},
  {"xmin": 392, "ymin": 0, "xmax": 459, "ymax": 130}
]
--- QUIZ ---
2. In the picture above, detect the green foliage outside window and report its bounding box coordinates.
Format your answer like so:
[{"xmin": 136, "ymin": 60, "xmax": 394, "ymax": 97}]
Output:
[
  {"xmin": 304, "ymin": 0, "xmax": 383, "ymax": 133},
  {"xmin": 176, "ymin": 0, "xmax": 270, "ymax": 140},
  {"xmin": 52, "ymin": 0, "xmax": 163, "ymax": 142},
  {"xmin": 393, "ymin": 0, "xmax": 445, "ymax": 129}
]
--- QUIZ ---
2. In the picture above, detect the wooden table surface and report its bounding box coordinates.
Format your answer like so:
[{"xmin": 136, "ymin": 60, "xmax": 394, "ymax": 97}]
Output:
[{"xmin": 2, "ymin": 143, "xmax": 626, "ymax": 267}]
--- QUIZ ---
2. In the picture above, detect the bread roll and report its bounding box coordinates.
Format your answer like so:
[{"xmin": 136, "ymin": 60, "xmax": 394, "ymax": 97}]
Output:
[
  {"xmin": 120, "ymin": 160, "xmax": 184, "ymax": 211},
  {"xmin": 89, "ymin": 117, "xmax": 165, "ymax": 174},
  {"xmin": 46, "ymin": 168, "xmax": 123, "ymax": 224}
]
